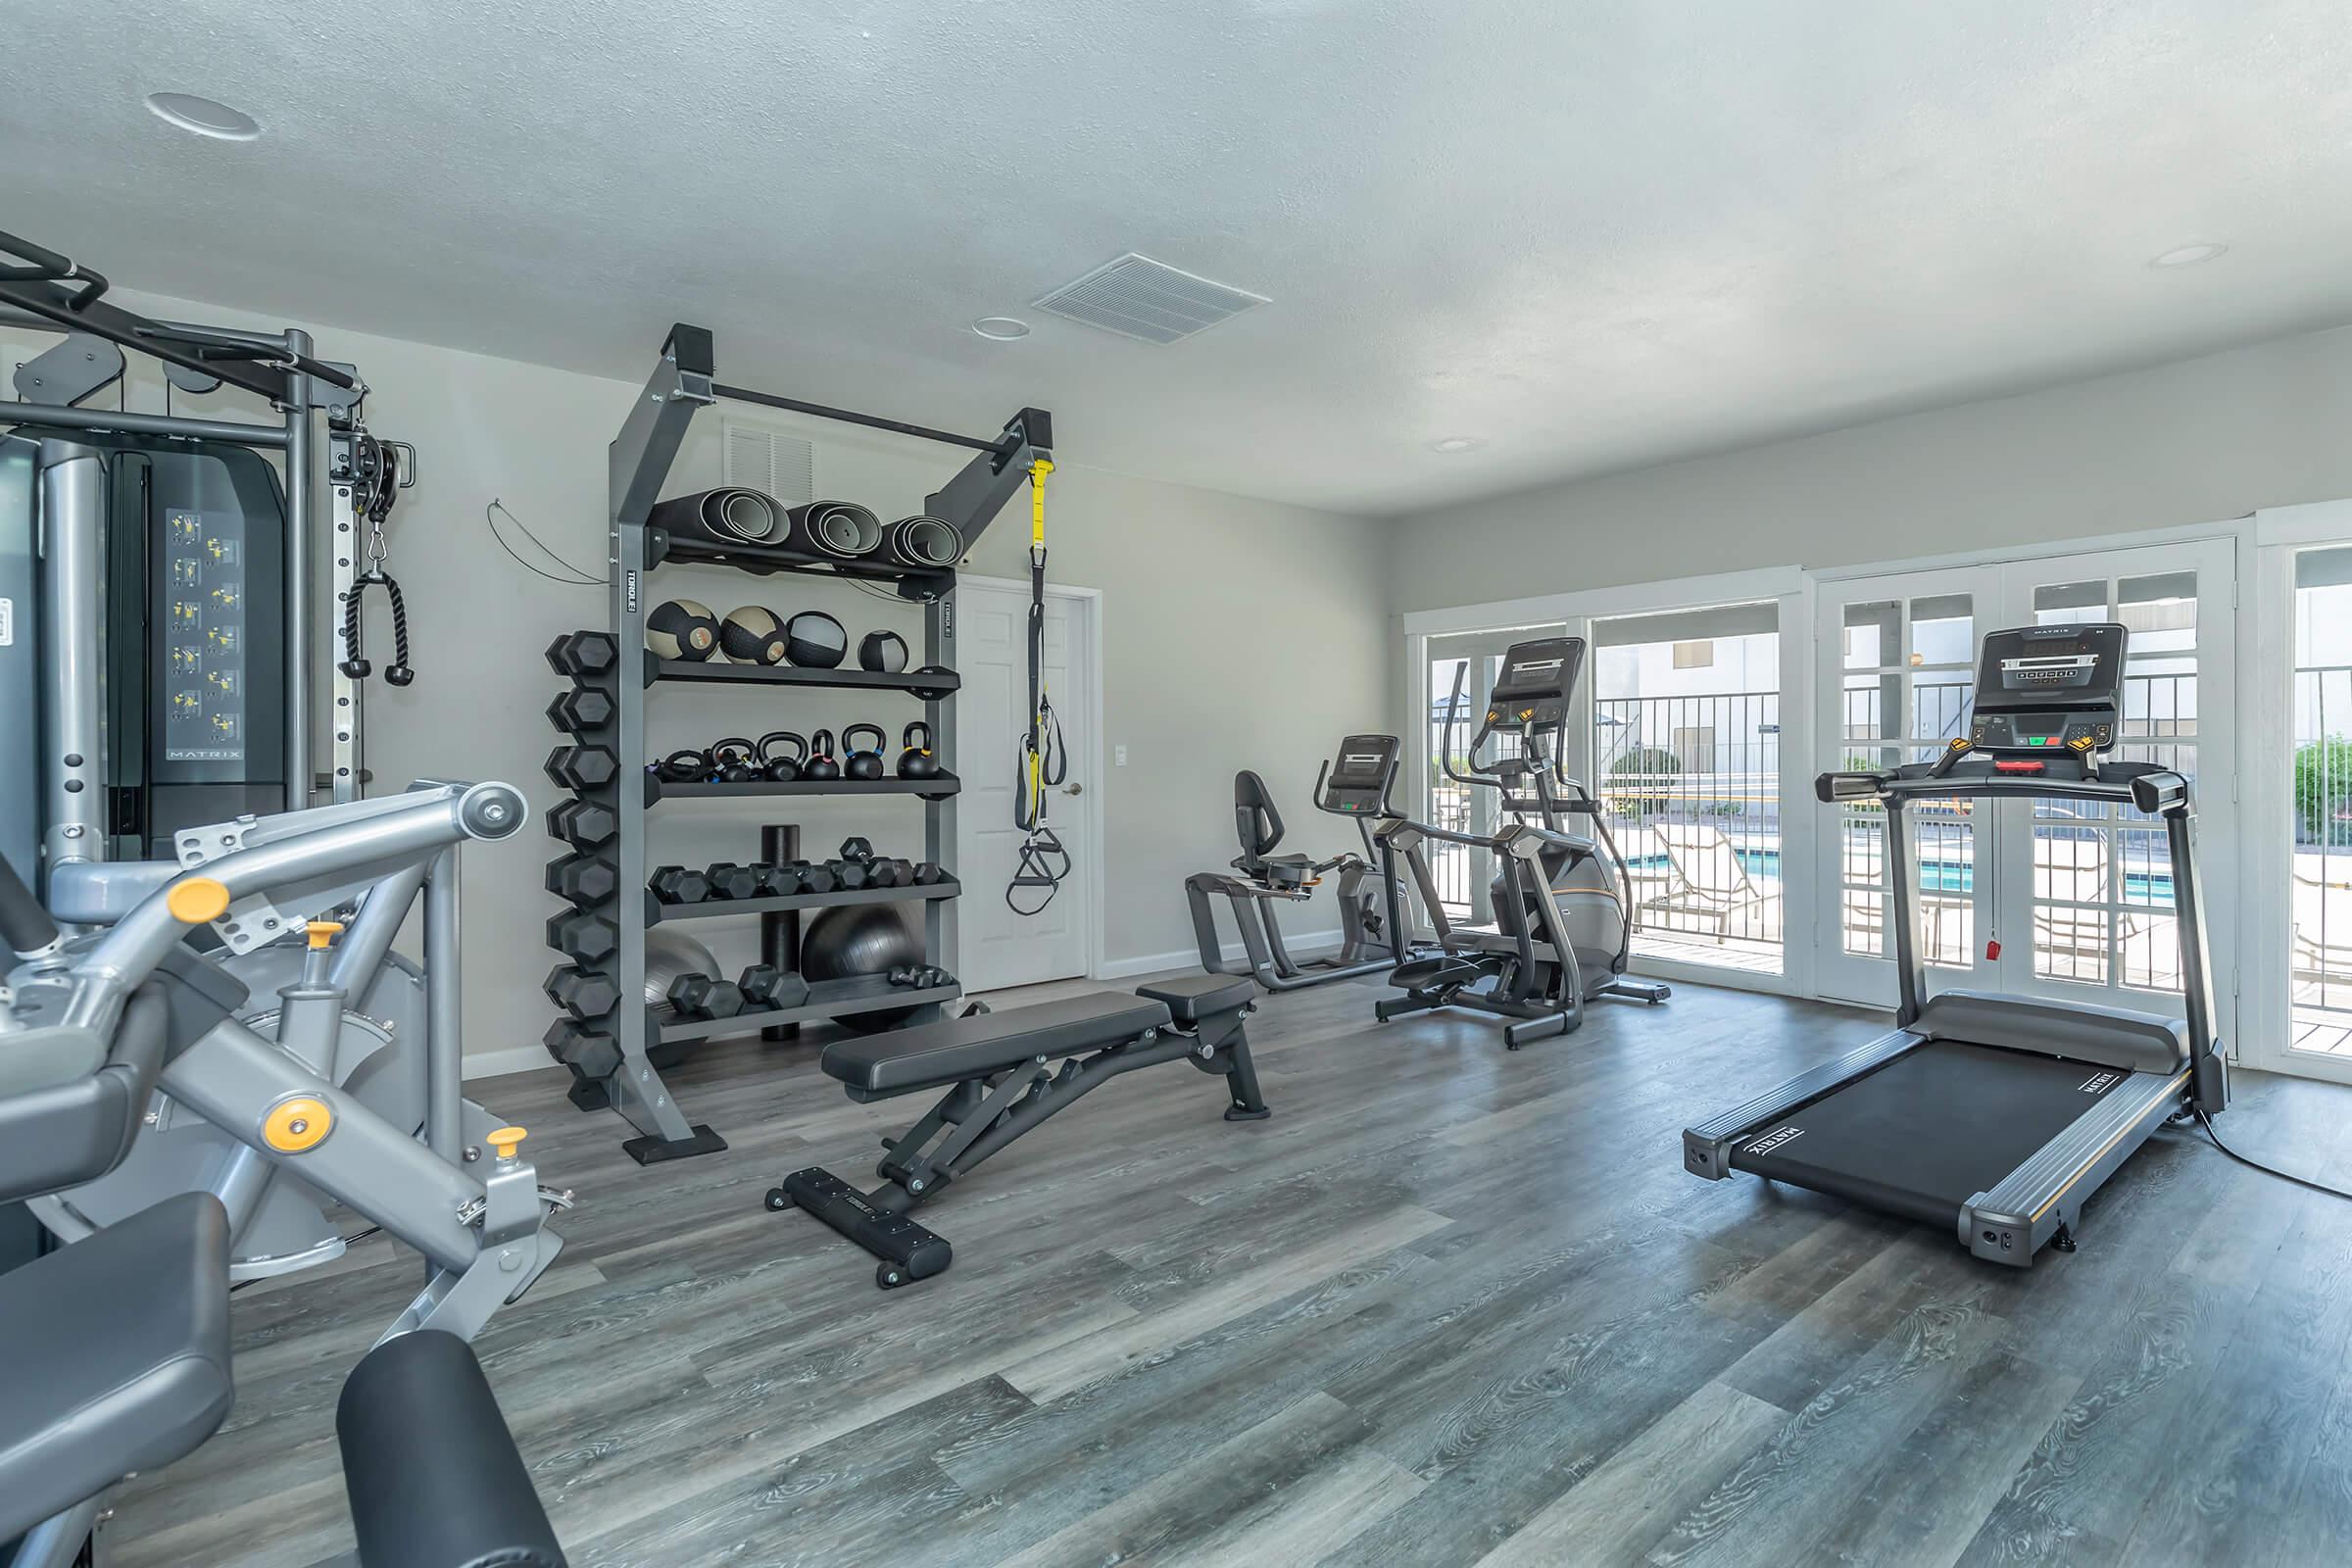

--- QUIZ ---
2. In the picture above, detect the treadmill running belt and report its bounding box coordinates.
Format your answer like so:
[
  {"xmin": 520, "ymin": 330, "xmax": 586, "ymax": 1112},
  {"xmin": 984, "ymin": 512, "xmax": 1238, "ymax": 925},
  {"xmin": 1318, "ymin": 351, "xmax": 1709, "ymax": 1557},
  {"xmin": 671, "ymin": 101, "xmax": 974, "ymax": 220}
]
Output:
[{"xmin": 1729, "ymin": 1040, "xmax": 2134, "ymax": 1227}]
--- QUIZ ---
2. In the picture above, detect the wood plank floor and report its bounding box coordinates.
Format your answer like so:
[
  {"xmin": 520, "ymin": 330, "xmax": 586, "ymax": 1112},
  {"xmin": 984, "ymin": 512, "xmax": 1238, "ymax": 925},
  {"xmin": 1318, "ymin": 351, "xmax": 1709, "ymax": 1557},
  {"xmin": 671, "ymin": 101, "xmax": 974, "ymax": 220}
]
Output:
[{"xmin": 109, "ymin": 973, "xmax": 2352, "ymax": 1567}]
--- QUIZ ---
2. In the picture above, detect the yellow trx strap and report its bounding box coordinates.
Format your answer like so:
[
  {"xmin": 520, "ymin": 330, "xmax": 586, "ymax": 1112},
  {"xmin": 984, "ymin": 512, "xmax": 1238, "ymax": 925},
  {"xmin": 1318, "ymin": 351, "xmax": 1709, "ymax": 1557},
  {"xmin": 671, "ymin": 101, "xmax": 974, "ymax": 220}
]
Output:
[{"xmin": 1010, "ymin": 457, "xmax": 1070, "ymax": 914}]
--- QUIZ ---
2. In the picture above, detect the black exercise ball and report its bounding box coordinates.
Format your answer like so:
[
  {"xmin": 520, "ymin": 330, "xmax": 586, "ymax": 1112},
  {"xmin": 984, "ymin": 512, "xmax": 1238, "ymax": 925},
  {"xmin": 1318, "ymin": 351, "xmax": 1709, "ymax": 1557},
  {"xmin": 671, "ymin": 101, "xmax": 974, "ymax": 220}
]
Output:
[
  {"xmin": 647, "ymin": 599, "xmax": 719, "ymax": 661},
  {"xmin": 800, "ymin": 905, "xmax": 925, "ymax": 1031},
  {"xmin": 783, "ymin": 610, "xmax": 848, "ymax": 668},
  {"xmin": 858, "ymin": 629, "xmax": 909, "ymax": 673},
  {"xmin": 720, "ymin": 605, "xmax": 788, "ymax": 665}
]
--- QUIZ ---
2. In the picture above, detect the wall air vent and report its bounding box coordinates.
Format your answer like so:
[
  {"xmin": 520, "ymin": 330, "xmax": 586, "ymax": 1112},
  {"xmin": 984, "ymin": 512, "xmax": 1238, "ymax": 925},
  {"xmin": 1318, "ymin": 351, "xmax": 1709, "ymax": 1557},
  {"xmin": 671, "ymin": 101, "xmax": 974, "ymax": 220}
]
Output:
[
  {"xmin": 720, "ymin": 422, "xmax": 815, "ymax": 506},
  {"xmin": 1032, "ymin": 254, "xmax": 1268, "ymax": 345}
]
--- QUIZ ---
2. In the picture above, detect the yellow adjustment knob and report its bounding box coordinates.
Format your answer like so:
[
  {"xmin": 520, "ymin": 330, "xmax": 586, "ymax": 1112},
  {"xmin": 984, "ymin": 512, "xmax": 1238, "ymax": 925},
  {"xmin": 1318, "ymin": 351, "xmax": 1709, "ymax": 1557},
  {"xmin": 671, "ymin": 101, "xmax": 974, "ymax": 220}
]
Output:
[
  {"xmin": 487, "ymin": 1125, "xmax": 527, "ymax": 1160},
  {"xmin": 165, "ymin": 877, "xmax": 231, "ymax": 925},
  {"xmin": 306, "ymin": 920, "xmax": 346, "ymax": 951},
  {"xmin": 263, "ymin": 1096, "xmax": 333, "ymax": 1152}
]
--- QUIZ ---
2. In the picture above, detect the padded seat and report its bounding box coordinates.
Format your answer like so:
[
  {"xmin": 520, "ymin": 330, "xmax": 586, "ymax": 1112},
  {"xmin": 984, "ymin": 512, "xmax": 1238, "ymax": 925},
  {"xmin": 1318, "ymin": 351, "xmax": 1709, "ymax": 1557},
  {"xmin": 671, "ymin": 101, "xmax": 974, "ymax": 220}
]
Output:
[
  {"xmin": 1136, "ymin": 973, "xmax": 1257, "ymax": 1026},
  {"xmin": 0, "ymin": 1193, "xmax": 233, "ymax": 1543},
  {"xmin": 819, "ymin": 992, "xmax": 1173, "ymax": 1098}
]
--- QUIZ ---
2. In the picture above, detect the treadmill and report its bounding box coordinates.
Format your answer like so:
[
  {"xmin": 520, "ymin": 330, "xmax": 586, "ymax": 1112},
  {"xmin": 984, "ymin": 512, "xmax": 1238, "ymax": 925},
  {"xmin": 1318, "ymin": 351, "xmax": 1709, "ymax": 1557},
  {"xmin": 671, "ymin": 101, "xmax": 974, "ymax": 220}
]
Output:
[{"xmin": 1682, "ymin": 622, "xmax": 2230, "ymax": 1265}]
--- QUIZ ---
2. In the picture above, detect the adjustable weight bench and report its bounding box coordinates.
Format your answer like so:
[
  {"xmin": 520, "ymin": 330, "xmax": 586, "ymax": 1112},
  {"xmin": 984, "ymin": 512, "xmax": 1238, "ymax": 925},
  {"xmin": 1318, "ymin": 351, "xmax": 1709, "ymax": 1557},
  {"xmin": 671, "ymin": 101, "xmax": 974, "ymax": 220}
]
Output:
[{"xmin": 768, "ymin": 973, "xmax": 1271, "ymax": 1288}]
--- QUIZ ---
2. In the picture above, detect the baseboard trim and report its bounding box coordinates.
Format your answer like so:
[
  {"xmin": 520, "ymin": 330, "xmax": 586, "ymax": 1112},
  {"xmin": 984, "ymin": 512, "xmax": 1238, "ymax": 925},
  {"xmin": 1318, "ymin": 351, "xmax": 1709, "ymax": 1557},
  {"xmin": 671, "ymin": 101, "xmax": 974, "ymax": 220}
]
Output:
[
  {"xmin": 1097, "ymin": 930, "xmax": 1343, "ymax": 982},
  {"xmin": 464, "ymin": 1044, "xmax": 553, "ymax": 1083}
]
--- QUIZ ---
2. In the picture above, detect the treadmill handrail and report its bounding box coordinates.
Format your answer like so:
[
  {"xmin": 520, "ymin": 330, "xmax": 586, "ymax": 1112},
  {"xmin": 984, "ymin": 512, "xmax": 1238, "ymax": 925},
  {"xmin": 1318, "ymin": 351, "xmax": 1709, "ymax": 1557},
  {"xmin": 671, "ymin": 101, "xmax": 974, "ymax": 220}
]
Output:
[{"xmin": 1816, "ymin": 764, "xmax": 2190, "ymax": 812}]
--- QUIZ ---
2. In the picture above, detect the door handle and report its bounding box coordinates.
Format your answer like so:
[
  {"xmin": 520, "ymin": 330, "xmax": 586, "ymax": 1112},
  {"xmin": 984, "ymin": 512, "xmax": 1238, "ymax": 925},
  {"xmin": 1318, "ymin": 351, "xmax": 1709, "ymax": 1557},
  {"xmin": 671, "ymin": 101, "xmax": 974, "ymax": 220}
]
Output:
[{"xmin": 1062, "ymin": 782, "xmax": 1083, "ymax": 796}]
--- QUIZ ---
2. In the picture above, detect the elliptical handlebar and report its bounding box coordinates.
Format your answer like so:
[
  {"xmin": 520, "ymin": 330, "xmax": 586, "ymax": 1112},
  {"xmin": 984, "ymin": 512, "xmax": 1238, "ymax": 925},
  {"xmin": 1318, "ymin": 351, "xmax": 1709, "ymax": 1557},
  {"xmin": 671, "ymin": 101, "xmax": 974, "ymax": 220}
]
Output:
[{"xmin": 1437, "ymin": 662, "xmax": 1498, "ymax": 793}]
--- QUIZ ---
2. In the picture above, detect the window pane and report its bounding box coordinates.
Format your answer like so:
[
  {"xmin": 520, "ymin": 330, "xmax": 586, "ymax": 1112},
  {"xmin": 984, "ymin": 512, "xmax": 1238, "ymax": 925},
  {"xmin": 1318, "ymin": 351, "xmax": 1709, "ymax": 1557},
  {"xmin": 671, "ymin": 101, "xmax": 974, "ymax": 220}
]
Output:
[
  {"xmin": 1843, "ymin": 601, "xmax": 1899, "ymax": 668},
  {"xmin": 2034, "ymin": 579, "xmax": 2108, "ymax": 621}
]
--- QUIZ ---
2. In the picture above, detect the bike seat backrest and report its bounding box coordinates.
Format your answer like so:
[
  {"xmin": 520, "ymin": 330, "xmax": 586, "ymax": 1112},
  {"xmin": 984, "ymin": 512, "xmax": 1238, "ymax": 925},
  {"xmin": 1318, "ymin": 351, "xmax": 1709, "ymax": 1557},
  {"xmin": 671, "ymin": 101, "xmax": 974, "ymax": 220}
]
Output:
[{"xmin": 1234, "ymin": 771, "xmax": 1287, "ymax": 869}]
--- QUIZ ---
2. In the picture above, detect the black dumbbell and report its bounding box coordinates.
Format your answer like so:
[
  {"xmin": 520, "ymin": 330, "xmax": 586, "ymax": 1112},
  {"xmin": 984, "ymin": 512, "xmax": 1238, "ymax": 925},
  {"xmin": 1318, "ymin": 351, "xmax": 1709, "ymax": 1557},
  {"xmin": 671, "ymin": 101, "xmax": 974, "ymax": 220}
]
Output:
[
  {"xmin": 755, "ymin": 863, "xmax": 804, "ymax": 898},
  {"xmin": 831, "ymin": 857, "xmax": 870, "ymax": 892},
  {"xmin": 888, "ymin": 964, "xmax": 946, "ymax": 989},
  {"xmin": 650, "ymin": 864, "xmax": 711, "ymax": 904},
  {"xmin": 546, "ymin": 744, "xmax": 619, "ymax": 791},
  {"xmin": 545, "ymin": 629, "xmax": 618, "ymax": 678},
  {"xmin": 542, "ymin": 1018, "xmax": 621, "ymax": 1079},
  {"xmin": 792, "ymin": 859, "xmax": 837, "ymax": 894},
  {"xmin": 546, "ymin": 852, "xmax": 619, "ymax": 906},
  {"xmin": 839, "ymin": 835, "xmax": 875, "ymax": 863},
  {"xmin": 911, "ymin": 861, "xmax": 944, "ymax": 885},
  {"xmin": 865, "ymin": 858, "xmax": 905, "ymax": 888},
  {"xmin": 668, "ymin": 971, "xmax": 745, "ymax": 1020},
  {"xmin": 547, "ymin": 798, "xmax": 617, "ymax": 849},
  {"xmin": 739, "ymin": 965, "xmax": 811, "ymax": 1011},
  {"xmin": 547, "ymin": 908, "xmax": 618, "ymax": 963},
  {"xmin": 545, "ymin": 964, "xmax": 622, "ymax": 1019},
  {"xmin": 705, "ymin": 861, "xmax": 762, "ymax": 900},
  {"xmin": 546, "ymin": 687, "xmax": 615, "ymax": 734}
]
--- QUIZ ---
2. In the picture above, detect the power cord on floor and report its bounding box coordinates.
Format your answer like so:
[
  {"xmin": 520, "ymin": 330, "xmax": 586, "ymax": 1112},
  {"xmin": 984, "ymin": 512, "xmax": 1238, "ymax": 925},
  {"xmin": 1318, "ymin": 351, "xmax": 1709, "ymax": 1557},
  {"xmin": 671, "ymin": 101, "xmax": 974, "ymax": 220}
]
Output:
[{"xmin": 2194, "ymin": 1108, "xmax": 2352, "ymax": 1201}]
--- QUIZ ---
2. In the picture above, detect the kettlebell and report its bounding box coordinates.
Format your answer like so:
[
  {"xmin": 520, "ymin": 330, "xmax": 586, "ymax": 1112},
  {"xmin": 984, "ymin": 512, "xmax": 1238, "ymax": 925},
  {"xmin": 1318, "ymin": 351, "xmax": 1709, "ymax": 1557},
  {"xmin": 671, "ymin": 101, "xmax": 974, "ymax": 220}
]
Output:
[
  {"xmin": 842, "ymin": 723, "xmax": 888, "ymax": 782},
  {"xmin": 757, "ymin": 730, "xmax": 807, "ymax": 783},
  {"xmin": 710, "ymin": 736, "xmax": 760, "ymax": 784},
  {"xmin": 655, "ymin": 747, "xmax": 712, "ymax": 783},
  {"xmin": 804, "ymin": 729, "xmax": 842, "ymax": 782},
  {"xmin": 898, "ymin": 720, "xmax": 940, "ymax": 780}
]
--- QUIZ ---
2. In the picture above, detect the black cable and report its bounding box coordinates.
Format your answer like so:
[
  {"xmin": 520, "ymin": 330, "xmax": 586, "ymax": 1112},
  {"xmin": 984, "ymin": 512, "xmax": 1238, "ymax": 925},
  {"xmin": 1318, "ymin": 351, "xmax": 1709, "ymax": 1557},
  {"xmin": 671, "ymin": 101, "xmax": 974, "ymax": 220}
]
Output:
[
  {"xmin": 484, "ymin": 498, "xmax": 604, "ymax": 586},
  {"xmin": 2195, "ymin": 1108, "xmax": 2352, "ymax": 1200}
]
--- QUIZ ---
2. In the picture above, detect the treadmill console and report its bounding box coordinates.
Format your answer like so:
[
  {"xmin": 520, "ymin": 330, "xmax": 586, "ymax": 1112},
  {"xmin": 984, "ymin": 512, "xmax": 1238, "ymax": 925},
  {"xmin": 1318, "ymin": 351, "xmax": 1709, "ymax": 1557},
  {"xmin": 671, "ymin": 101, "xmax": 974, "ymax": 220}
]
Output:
[
  {"xmin": 1482, "ymin": 637, "xmax": 1586, "ymax": 737},
  {"xmin": 1319, "ymin": 734, "xmax": 1400, "ymax": 814},
  {"xmin": 1965, "ymin": 622, "xmax": 2128, "ymax": 759}
]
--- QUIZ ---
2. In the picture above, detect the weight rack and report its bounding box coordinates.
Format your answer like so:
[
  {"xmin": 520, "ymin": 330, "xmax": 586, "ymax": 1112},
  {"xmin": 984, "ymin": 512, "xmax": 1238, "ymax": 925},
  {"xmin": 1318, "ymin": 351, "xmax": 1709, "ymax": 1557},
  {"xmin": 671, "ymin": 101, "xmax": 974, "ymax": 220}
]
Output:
[{"xmin": 542, "ymin": 324, "xmax": 1050, "ymax": 1163}]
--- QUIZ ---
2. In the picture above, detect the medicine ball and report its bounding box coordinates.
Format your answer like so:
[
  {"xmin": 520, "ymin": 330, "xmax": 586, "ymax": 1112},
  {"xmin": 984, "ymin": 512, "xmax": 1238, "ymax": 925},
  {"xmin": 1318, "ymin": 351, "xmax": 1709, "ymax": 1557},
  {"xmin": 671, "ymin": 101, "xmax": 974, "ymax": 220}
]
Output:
[
  {"xmin": 783, "ymin": 610, "xmax": 848, "ymax": 668},
  {"xmin": 720, "ymin": 606, "xmax": 789, "ymax": 665},
  {"xmin": 647, "ymin": 599, "xmax": 719, "ymax": 662},
  {"xmin": 799, "ymin": 905, "xmax": 926, "ymax": 1032},
  {"xmin": 858, "ymin": 629, "xmax": 909, "ymax": 674}
]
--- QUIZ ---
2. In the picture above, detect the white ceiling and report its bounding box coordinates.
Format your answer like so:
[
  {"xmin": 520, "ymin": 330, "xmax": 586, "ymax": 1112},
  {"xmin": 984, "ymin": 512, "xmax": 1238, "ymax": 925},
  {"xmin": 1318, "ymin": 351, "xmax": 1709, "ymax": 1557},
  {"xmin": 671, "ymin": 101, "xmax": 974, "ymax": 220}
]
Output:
[{"xmin": 8, "ymin": 1, "xmax": 2352, "ymax": 515}]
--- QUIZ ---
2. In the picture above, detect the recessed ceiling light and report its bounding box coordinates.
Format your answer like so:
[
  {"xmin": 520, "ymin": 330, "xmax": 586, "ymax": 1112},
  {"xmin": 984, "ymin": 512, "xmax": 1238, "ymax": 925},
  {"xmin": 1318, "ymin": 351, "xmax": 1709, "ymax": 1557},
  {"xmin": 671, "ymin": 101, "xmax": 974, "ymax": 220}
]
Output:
[
  {"xmin": 972, "ymin": 317, "xmax": 1031, "ymax": 341},
  {"xmin": 145, "ymin": 92, "xmax": 261, "ymax": 141},
  {"xmin": 2148, "ymin": 242, "xmax": 2228, "ymax": 269},
  {"xmin": 1429, "ymin": 436, "xmax": 1484, "ymax": 454}
]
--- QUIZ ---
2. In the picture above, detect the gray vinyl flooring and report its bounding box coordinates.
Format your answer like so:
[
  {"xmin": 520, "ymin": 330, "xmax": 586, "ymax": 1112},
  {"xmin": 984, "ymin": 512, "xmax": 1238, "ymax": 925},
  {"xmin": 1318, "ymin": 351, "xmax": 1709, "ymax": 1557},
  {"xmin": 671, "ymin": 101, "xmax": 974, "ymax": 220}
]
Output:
[{"xmin": 110, "ymin": 971, "xmax": 2352, "ymax": 1567}]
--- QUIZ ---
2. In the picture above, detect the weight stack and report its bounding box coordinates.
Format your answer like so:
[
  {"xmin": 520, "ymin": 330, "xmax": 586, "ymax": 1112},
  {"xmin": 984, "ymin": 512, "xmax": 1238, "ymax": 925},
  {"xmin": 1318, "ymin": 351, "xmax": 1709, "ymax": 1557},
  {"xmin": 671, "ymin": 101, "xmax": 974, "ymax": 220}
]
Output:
[{"xmin": 541, "ymin": 630, "xmax": 625, "ymax": 1110}]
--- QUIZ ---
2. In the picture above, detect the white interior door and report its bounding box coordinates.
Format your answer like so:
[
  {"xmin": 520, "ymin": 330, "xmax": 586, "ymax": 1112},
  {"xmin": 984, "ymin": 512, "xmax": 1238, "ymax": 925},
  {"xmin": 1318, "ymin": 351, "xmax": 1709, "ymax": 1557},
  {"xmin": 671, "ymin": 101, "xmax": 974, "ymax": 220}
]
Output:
[{"xmin": 953, "ymin": 577, "xmax": 1094, "ymax": 992}]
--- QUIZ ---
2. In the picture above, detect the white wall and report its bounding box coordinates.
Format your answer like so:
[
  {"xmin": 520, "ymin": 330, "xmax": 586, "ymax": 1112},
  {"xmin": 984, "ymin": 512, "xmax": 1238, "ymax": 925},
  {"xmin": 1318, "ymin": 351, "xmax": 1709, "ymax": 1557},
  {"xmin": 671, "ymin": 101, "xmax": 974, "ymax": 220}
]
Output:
[
  {"xmin": 1388, "ymin": 321, "xmax": 2352, "ymax": 614},
  {"xmin": 5, "ymin": 295, "xmax": 1387, "ymax": 1071}
]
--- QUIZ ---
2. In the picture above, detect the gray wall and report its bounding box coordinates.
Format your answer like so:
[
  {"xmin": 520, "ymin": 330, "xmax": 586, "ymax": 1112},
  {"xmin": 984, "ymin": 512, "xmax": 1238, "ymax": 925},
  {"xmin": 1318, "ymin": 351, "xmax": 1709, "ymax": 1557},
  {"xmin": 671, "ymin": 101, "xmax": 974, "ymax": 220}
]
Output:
[
  {"xmin": 4, "ymin": 295, "xmax": 1388, "ymax": 1071},
  {"xmin": 1388, "ymin": 321, "xmax": 2352, "ymax": 613}
]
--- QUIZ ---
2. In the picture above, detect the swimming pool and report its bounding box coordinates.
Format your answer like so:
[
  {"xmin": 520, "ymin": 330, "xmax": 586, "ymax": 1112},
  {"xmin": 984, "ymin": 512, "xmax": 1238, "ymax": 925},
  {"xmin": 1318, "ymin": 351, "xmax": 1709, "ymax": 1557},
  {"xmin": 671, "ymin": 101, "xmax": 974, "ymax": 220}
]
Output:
[{"xmin": 1626, "ymin": 847, "xmax": 2177, "ymax": 903}]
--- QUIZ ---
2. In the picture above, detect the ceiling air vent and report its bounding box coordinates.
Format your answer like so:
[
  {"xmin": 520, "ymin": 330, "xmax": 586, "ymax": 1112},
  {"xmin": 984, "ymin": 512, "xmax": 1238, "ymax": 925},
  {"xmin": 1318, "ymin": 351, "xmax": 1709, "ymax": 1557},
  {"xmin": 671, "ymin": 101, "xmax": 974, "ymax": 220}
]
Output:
[
  {"xmin": 721, "ymin": 422, "xmax": 814, "ymax": 506},
  {"xmin": 1033, "ymin": 254, "xmax": 1268, "ymax": 345}
]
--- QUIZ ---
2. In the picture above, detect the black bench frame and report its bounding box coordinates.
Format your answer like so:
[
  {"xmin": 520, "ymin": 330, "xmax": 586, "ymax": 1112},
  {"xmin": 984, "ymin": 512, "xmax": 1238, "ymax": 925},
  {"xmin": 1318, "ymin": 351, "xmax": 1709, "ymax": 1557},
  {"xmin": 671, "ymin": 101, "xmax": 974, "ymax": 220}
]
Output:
[{"xmin": 769, "ymin": 980, "xmax": 1270, "ymax": 1288}]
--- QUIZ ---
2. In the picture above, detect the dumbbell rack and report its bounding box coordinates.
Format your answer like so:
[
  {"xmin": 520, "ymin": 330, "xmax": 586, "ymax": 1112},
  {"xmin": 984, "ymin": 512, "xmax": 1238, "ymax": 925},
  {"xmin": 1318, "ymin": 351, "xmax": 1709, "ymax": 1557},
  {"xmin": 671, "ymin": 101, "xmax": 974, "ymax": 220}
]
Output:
[{"xmin": 544, "ymin": 324, "xmax": 1051, "ymax": 1164}]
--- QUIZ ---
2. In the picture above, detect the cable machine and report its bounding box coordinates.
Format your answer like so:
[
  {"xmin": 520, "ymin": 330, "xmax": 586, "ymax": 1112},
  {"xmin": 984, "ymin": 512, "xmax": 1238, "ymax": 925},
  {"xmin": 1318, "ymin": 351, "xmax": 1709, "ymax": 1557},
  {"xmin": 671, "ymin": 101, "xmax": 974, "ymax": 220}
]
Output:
[{"xmin": 0, "ymin": 227, "xmax": 411, "ymax": 895}]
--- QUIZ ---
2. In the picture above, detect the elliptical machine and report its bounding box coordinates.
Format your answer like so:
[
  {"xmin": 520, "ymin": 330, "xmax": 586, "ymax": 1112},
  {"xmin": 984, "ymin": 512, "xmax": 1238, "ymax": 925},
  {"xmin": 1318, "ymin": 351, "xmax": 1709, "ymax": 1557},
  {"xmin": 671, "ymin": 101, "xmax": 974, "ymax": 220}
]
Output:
[
  {"xmin": 1375, "ymin": 637, "xmax": 1668, "ymax": 1047},
  {"xmin": 1186, "ymin": 735, "xmax": 1427, "ymax": 991}
]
